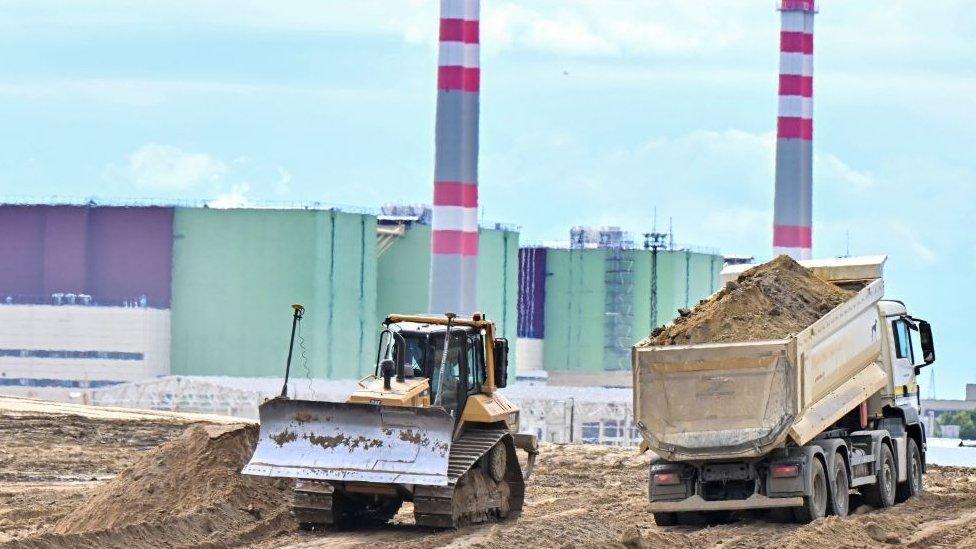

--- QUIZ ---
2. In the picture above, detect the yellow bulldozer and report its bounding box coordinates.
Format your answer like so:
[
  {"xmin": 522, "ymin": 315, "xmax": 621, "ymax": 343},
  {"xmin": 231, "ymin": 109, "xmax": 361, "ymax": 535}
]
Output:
[{"xmin": 243, "ymin": 311, "xmax": 539, "ymax": 529}]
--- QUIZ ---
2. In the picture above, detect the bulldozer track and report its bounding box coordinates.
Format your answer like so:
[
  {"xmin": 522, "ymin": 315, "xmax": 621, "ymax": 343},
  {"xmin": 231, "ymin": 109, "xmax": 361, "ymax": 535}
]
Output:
[
  {"xmin": 292, "ymin": 480, "xmax": 338, "ymax": 529},
  {"xmin": 291, "ymin": 480, "xmax": 402, "ymax": 530},
  {"xmin": 290, "ymin": 427, "xmax": 525, "ymax": 531},
  {"xmin": 414, "ymin": 427, "xmax": 525, "ymax": 529}
]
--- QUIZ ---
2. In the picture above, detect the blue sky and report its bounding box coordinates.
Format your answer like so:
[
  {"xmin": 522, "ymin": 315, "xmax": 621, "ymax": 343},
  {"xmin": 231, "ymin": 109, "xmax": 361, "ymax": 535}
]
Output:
[{"xmin": 1, "ymin": 1, "xmax": 974, "ymax": 397}]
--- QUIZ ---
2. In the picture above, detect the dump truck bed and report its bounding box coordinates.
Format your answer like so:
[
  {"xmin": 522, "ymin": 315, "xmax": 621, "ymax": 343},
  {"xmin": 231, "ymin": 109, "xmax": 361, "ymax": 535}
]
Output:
[{"xmin": 633, "ymin": 278, "xmax": 886, "ymax": 461}]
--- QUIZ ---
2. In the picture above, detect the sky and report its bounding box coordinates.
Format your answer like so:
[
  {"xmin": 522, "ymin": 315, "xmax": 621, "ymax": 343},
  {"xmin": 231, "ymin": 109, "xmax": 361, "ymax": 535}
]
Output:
[{"xmin": 1, "ymin": 1, "xmax": 974, "ymax": 397}]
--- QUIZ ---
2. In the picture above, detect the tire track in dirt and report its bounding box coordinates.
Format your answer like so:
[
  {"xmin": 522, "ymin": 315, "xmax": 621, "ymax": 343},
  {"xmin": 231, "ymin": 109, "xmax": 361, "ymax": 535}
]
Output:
[
  {"xmin": 905, "ymin": 508, "xmax": 976, "ymax": 548},
  {"xmin": 5, "ymin": 400, "xmax": 976, "ymax": 549}
]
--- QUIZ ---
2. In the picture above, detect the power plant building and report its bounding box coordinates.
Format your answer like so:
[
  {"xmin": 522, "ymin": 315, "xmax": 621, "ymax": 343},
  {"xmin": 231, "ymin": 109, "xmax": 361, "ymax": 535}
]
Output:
[
  {"xmin": 517, "ymin": 227, "xmax": 723, "ymax": 385},
  {"xmin": 0, "ymin": 203, "xmax": 519, "ymax": 394}
]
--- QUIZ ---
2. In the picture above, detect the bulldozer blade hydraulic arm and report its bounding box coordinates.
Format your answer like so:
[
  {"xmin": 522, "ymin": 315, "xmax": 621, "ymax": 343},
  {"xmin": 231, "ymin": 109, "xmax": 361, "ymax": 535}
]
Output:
[{"xmin": 513, "ymin": 433, "xmax": 539, "ymax": 480}]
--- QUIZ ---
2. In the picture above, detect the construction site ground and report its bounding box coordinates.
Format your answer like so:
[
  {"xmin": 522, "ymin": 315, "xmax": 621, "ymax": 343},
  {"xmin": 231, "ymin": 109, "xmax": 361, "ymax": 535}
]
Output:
[{"xmin": 2, "ymin": 396, "xmax": 976, "ymax": 548}]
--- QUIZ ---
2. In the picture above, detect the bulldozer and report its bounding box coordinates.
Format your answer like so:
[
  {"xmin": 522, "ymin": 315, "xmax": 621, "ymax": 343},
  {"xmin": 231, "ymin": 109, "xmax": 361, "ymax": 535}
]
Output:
[{"xmin": 242, "ymin": 311, "xmax": 539, "ymax": 529}]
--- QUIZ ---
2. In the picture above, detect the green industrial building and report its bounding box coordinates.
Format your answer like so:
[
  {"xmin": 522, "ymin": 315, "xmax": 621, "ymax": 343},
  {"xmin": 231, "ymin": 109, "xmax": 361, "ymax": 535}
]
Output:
[
  {"xmin": 517, "ymin": 230, "xmax": 723, "ymax": 383},
  {"xmin": 376, "ymin": 222, "xmax": 518, "ymax": 350},
  {"xmin": 2, "ymin": 203, "xmax": 721, "ymax": 389},
  {"xmin": 170, "ymin": 207, "xmax": 519, "ymax": 381}
]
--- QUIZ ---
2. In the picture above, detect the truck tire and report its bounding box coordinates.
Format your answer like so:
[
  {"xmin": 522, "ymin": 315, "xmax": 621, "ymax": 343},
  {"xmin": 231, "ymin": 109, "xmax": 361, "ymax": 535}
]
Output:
[
  {"xmin": 653, "ymin": 512, "xmax": 678, "ymax": 526},
  {"xmin": 860, "ymin": 443, "xmax": 896, "ymax": 508},
  {"xmin": 895, "ymin": 438, "xmax": 923, "ymax": 503},
  {"xmin": 828, "ymin": 455, "xmax": 849, "ymax": 517},
  {"xmin": 792, "ymin": 458, "xmax": 828, "ymax": 523}
]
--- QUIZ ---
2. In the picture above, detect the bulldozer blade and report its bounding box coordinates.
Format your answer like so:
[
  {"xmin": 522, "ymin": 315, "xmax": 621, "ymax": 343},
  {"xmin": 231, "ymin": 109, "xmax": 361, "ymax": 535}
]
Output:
[{"xmin": 242, "ymin": 398, "xmax": 454, "ymax": 486}]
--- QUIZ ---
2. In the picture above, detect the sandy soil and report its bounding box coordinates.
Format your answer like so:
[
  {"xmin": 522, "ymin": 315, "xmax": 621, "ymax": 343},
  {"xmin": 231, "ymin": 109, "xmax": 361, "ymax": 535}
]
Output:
[
  {"xmin": 2, "ymin": 397, "xmax": 976, "ymax": 548},
  {"xmin": 644, "ymin": 255, "xmax": 853, "ymax": 346}
]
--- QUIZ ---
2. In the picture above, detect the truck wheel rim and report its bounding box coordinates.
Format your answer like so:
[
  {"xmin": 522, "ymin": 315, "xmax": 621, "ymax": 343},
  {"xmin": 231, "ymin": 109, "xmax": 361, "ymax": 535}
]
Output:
[
  {"xmin": 911, "ymin": 450, "xmax": 921, "ymax": 493},
  {"xmin": 882, "ymin": 455, "xmax": 894, "ymax": 495},
  {"xmin": 814, "ymin": 470, "xmax": 827, "ymax": 514},
  {"xmin": 833, "ymin": 462, "xmax": 848, "ymax": 514}
]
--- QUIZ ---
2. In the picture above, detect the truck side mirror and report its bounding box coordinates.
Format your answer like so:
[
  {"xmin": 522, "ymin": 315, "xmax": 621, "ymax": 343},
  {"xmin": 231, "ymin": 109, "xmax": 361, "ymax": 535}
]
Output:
[
  {"xmin": 918, "ymin": 320, "xmax": 935, "ymax": 365},
  {"xmin": 493, "ymin": 338, "xmax": 509, "ymax": 388}
]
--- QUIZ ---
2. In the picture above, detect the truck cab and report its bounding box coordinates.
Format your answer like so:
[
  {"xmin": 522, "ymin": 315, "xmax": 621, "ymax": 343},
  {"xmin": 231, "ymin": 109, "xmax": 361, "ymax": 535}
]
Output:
[{"xmin": 878, "ymin": 300, "xmax": 934, "ymax": 415}]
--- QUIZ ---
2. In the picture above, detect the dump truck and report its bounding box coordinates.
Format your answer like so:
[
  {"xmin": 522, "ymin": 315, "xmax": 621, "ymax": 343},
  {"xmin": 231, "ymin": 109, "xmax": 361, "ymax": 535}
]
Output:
[
  {"xmin": 243, "ymin": 312, "xmax": 538, "ymax": 529},
  {"xmin": 633, "ymin": 256, "xmax": 936, "ymax": 524}
]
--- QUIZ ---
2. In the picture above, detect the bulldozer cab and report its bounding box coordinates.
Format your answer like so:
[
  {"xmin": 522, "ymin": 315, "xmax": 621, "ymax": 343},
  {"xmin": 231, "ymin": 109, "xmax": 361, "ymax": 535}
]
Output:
[{"xmin": 385, "ymin": 324, "xmax": 484, "ymax": 421}]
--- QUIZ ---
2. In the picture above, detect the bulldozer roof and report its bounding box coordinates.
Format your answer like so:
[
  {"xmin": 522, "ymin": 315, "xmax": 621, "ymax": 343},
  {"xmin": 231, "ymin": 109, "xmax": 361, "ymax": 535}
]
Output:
[
  {"xmin": 391, "ymin": 321, "xmax": 478, "ymax": 335},
  {"xmin": 384, "ymin": 314, "xmax": 494, "ymax": 331}
]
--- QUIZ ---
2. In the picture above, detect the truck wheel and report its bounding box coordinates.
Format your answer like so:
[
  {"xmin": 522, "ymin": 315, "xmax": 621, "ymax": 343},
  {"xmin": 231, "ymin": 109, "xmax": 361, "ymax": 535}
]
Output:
[
  {"xmin": 653, "ymin": 512, "xmax": 678, "ymax": 526},
  {"xmin": 895, "ymin": 438, "xmax": 923, "ymax": 503},
  {"xmin": 860, "ymin": 443, "xmax": 896, "ymax": 508},
  {"xmin": 828, "ymin": 456, "xmax": 850, "ymax": 517},
  {"xmin": 792, "ymin": 458, "xmax": 827, "ymax": 523}
]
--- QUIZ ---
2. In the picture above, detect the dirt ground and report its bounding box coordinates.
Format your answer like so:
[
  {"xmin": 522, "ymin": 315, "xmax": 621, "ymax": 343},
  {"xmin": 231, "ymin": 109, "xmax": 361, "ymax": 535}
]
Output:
[
  {"xmin": 2, "ymin": 397, "xmax": 976, "ymax": 548},
  {"xmin": 643, "ymin": 254, "xmax": 853, "ymax": 346}
]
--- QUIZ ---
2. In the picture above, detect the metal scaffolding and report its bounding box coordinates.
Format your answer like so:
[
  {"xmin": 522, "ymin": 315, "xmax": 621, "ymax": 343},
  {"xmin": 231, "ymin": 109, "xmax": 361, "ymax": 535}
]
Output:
[{"xmin": 602, "ymin": 230, "xmax": 634, "ymax": 371}]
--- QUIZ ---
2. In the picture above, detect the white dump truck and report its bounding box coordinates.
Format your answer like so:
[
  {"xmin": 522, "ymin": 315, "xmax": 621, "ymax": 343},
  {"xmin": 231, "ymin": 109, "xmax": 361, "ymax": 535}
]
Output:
[{"xmin": 632, "ymin": 256, "xmax": 936, "ymax": 524}]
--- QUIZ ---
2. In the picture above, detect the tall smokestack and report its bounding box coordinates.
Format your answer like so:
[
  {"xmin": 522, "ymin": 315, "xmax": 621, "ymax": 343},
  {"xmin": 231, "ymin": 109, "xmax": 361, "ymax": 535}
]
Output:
[
  {"xmin": 773, "ymin": 0, "xmax": 816, "ymax": 260},
  {"xmin": 429, "ymin": 0, "xmax": 480, "ymax": 315}
]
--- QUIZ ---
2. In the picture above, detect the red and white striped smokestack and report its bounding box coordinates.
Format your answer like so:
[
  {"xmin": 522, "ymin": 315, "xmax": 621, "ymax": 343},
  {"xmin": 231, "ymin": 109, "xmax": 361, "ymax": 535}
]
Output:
[
  {"xmin": 773, "ymin": 0, "xmax": 816, "ymax": 260},
  {"xmin": 429, "ymin": 0, "xmax": 480, "ymax": 315}
]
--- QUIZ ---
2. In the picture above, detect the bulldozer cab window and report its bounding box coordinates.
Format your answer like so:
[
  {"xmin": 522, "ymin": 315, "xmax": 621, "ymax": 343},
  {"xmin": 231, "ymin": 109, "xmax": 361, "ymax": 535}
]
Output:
[
  {"xmin": 465, "ymin": 333, "xmax": 483, "ymax": 394},
  {"xmin": 430, "ymin": 332, "xmax": 464, "ymax": 414},
  {"xmin": 400, "ymin": 334, "xmax": 427, "ymax": 378}
]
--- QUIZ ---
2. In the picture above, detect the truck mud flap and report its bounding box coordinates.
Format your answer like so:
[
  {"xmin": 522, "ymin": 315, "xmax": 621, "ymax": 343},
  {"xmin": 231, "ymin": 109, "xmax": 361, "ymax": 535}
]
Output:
[{"xmin": 242, "ymin": 398, "xmax": 454, "ymax": 486}]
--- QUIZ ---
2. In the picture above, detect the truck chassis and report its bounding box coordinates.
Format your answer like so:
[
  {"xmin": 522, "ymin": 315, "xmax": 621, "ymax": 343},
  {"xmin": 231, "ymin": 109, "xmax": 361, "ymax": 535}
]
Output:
[{"xmin": 649, "ymin": 411, "xmax": 925, "ymax": 524}]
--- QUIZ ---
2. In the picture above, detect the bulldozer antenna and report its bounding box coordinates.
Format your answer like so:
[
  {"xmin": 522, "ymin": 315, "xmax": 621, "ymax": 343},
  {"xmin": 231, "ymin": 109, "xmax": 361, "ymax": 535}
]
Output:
[{"xmin": 280, "ymin": 304, "xmax": 305, "ymax": 398}]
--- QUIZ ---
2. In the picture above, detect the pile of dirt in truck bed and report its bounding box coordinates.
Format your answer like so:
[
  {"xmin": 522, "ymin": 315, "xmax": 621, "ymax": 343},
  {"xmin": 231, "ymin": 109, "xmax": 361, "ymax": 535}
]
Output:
[
  {"xmin": 35, "ymin": 423, "xmax": 291, "ymax": 548},
  {"xmin": 642, "ymin": 255, "xmax": 854, "ymax": 346}
]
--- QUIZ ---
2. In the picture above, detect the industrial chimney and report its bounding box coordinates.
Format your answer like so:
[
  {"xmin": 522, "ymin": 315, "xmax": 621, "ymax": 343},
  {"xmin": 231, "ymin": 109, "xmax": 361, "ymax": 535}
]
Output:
[
  {"xmin": 772, "ymin": 0, "xmax": 816, "ymax": 260},
  {"xmin": 429, "ymin": 0, "xmax": 480, "ymax": 315}
]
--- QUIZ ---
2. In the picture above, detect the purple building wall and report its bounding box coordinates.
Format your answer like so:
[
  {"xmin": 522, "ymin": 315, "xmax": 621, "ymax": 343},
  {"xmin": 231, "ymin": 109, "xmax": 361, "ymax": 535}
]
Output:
[
  {"xmin": 0, "ymin": 207, "xmax": 45, "ymax": 299},
  {"xmin": 517, "ymin": 247, "xmax": 547, "ymax": 339},
  {"xmin": 0, "ymin": 205, "xmax": 174, "ymax": 307},
  {"xmin": 42, "ymin": 207, "xmax": 89, "ymax": 294}
]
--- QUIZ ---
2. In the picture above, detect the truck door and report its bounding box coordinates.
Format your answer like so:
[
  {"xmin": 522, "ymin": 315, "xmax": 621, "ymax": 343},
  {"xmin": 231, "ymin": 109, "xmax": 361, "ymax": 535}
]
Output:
[{"xmin": 890, "ymin": 318, "xmax": 919, "ymax": 410}]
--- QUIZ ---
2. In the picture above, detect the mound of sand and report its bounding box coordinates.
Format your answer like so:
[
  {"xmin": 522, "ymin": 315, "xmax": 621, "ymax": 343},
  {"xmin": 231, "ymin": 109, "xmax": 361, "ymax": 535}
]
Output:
[
  {"xmin": 643, "ymin": 255, "xmax": 853, "ymax": 346},
  {"xmin": 47, "ymin": 423, "xmax": 291, "ymax": 547}
]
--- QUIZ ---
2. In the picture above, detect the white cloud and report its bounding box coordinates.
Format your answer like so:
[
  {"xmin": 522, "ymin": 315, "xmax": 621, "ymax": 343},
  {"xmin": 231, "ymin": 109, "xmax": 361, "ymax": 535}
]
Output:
[
  {"xmin": 207, "ymin": 182, "xmax": 251, "ymax": 209},
  {"xmin": 126, "ymin": 144, "xmax": 226, "ymax": 191},
  {"xmin": 2, "ymin": 0, "xmax": 973, "ymax": 64},
  {"xmin": 0, "ymin": 78, "xmax": 394, "ymax": 106},
  {"xmin": 479, "ymin": 1, "xmax": 750, "ymax": 56},
  {"xmin": 482, "ymin": 127, "xmax": 778, "ymax": 256},
  {"xmin": 817, "ymin": 153, "xmax": 876, "ymax": 192},
  {"xmin": 889, "ymin": 221, "xmax": 937, "ymax": 264},
  {"xmin": 483, "ymin": 126, "xmax": 900, "ymax": 261},
  {"xmin": 107, "ymin": 145, "xmax": 291, "ymax": 204},
  {"xmin": 273, "ymin": 168, "xmax": 292, "ymax": 196}
]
